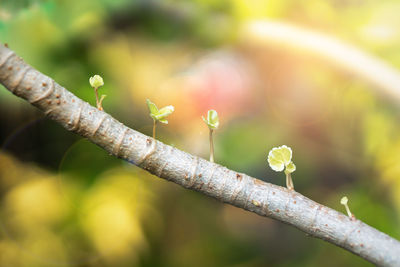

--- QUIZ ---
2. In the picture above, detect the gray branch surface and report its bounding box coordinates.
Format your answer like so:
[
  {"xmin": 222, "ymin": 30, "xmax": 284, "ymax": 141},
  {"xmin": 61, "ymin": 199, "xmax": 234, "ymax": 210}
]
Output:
[{"xmin": 0, "ymin": 44, "xmax": 399, "ymax": 266}]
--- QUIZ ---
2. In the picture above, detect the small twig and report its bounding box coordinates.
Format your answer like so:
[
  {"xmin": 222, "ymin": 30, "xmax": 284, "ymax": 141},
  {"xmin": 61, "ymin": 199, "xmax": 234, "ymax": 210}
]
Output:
[
  {"xmin": 153, "ymin": 120, "xmax": 157, "ymax": 139},
  {"xmin": 94, "ymin": 87, "xmax": 101, "ymax": 110},
  {"xmin": 285, "ymin": 172, "xmax": 294, "ymax": 191},
  {"xmin": 209, "ymin": 129, "xmax": 214, "ymax": 163}
]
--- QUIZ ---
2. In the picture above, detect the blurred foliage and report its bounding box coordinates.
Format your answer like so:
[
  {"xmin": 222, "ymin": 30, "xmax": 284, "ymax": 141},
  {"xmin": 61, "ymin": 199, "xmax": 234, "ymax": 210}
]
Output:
[{"xmin": 1, "ymin": 0, "xmax": 400, "ymax": 266}]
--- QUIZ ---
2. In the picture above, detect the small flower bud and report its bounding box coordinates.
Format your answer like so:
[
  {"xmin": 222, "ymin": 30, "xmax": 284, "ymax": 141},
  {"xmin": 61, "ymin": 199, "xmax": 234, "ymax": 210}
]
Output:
[
  {"xmin": 202, "ymin": 110, "xmax": 219, "ymax": 130},
  {"xmin": 89, "ymin": 75, "xmax": 104, "ymax": 88}
]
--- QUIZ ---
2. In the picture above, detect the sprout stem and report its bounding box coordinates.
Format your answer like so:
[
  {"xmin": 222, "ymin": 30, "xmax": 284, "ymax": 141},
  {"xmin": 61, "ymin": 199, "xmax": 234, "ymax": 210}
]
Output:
[
  {"xmin": 285, "ymin": 172, "xmax": 294, "ymax": 190},
  {"xmin": 94, "ymin": 87, "xmax": 101, "ymax": 110},
  {"xmin": 98, "ymin": 95, "xmax": 106, "ymax": 111},
  {"xmin": 153, "ymin": 120, "xmax": 157, "ymax": 139},
  {"xmin": 209, "ymin": 129, "xmax": 214, "ymax": 163},
  {"xmin": 344, "ymin": 203, "xmax": 352, "ymax": 218}
]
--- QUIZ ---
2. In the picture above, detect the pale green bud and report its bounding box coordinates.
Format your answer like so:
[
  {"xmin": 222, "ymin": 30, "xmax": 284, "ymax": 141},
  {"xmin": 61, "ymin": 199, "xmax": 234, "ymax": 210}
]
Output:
[
  {"xmin": 202, "ymin": 109, "xmax": 219, "ymax": 129},
  {"xmin": 89, "ymin": 75, "xmax": 104, "ymax": 88}
]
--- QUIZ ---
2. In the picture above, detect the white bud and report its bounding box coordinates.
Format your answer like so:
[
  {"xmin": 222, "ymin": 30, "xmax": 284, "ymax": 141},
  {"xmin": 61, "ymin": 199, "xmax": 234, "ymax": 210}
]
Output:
[{"xmin": 89, "ymin": 75, "xmax": 104, "ymax": 88}]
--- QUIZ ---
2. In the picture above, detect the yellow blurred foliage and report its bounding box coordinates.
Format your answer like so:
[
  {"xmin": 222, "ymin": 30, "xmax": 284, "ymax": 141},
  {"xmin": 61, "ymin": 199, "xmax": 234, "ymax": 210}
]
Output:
[
  {"xmin": 232, "ymin": 0, "xmax": 288, "ymax": 20},
  {"xmin": 79, "ymin": 169, "xmax": 154, "ymax": 263},
  {"xmin": 4, "ymin": 177, "xmax": 68, "ymax": 228},
  {"xmin": 363, "ymin": 109, "xmax": 400, "ymax": 216},
  {"xmin": 0, "ymin": 152, "xmax": 157, "ymax": 265},
  {"xmin": 91, "ymin": 36, "xmax": 194, "ymax": 107},
  {"xmin": 7, "ymin": 5, "xmax": 64, "ymax": 55},
  {"xmin": 69, "ymin": 11, "xmax": 103, "ymax": 37}
]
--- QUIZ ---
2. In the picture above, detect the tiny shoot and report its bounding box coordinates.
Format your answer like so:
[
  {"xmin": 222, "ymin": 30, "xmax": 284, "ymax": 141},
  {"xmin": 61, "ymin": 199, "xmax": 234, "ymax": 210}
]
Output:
[
  {"xmin": 202, "ymin": 109, "xmax": 219, "ymax": 163},
  {"xmin": 146, "ymin": 99, "xmax": 174, "ymax": 139},
  {"xmin": 340, "ymin": 196, "xmax": 355, "ymax": 219},
  {"xmin": 267, "ymin": 145, "xmax": 296, "ymax": 190},
  {"xmin": 89, "ymin": 75, "xmax": 106, "ymax": 111}
]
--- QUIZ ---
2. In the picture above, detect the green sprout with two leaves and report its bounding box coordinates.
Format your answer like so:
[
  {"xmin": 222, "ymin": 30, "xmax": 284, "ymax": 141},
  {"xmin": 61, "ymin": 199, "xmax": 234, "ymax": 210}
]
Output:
[
  {"xmin": 146, "ymin": 99, "xmax": 175, "ymax": 139},
  {"xmin": 202, "ymin": 110, "xmax": 219, "ymax": 163},
  {"xmin": 267, "ymin": 145, "xmax": 296, "ymax": 190},
  {"xmin": 89, "ymin": 75, "xmax": 106, "ymax": 111}
]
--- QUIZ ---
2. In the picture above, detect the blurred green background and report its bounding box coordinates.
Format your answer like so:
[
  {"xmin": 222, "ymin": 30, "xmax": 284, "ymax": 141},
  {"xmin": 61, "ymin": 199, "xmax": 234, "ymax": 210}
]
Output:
[{"xmin": 1, "ymin": 0, "xmax": 400, "ymax": 266}]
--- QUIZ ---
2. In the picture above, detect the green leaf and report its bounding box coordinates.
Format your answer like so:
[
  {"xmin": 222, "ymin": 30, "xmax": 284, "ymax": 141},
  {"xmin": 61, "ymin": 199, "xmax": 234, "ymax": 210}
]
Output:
[
  {"xmin": 270, "ymin": 145, "xmax": 292, "ymax": 165},
  {"xmin": 147, "ymin": 99, "xmax": 174, "ymax": 123},
  {"xmin": 155, "ymin": 105, "xmax": 174, "ymax": 120},
  {"xmin": 147, "ymin": 99, "xmax": 159, "ymax": 116},
  {"xmin": 285, "ymin": 161, "xmax": 296, "ymax": 173},
  {"xmin": 267, "ymin": 145, "xmax": 294, "ymax": 172},
  {"xmin": 203, "ymin": 109, "xmax": 219, "ymax": 129},
  {"xmin": 268, "ymin": 155, "xmax": 285, "ymax": 172}
]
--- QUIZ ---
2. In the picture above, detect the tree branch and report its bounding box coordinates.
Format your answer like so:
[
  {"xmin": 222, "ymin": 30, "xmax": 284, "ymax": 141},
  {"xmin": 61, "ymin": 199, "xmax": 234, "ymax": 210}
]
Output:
[{"xmin": 0, "ymin": 44, "xmax": 399, "ymax": 266}]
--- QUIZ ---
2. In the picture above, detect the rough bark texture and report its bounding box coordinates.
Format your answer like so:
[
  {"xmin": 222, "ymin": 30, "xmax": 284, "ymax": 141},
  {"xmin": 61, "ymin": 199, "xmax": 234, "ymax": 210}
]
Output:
[{"xmin": 0, "ymin": 44, "xmax": 399, "ymax": 266}]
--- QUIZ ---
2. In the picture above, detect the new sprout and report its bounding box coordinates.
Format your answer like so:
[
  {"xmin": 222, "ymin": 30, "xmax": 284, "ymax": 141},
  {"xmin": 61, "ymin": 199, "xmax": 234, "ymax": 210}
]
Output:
[
  {"xmin": 202, "ymin": 109, "xmax": 219, "ymax": 163},
  {"xmin": 146, "ymin": 99, "xmax": 174, "ymax": 139},
  {"xmin": 267, "ymin": 145, "xmax": 296, "ymax": 190},
  {"xmin": 89, "ymin": 74, "xmax": 106, "ymax": 111},
  {"xmin": 340, "ymin": 196, "xmax": 354, "ymax": 219}
]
